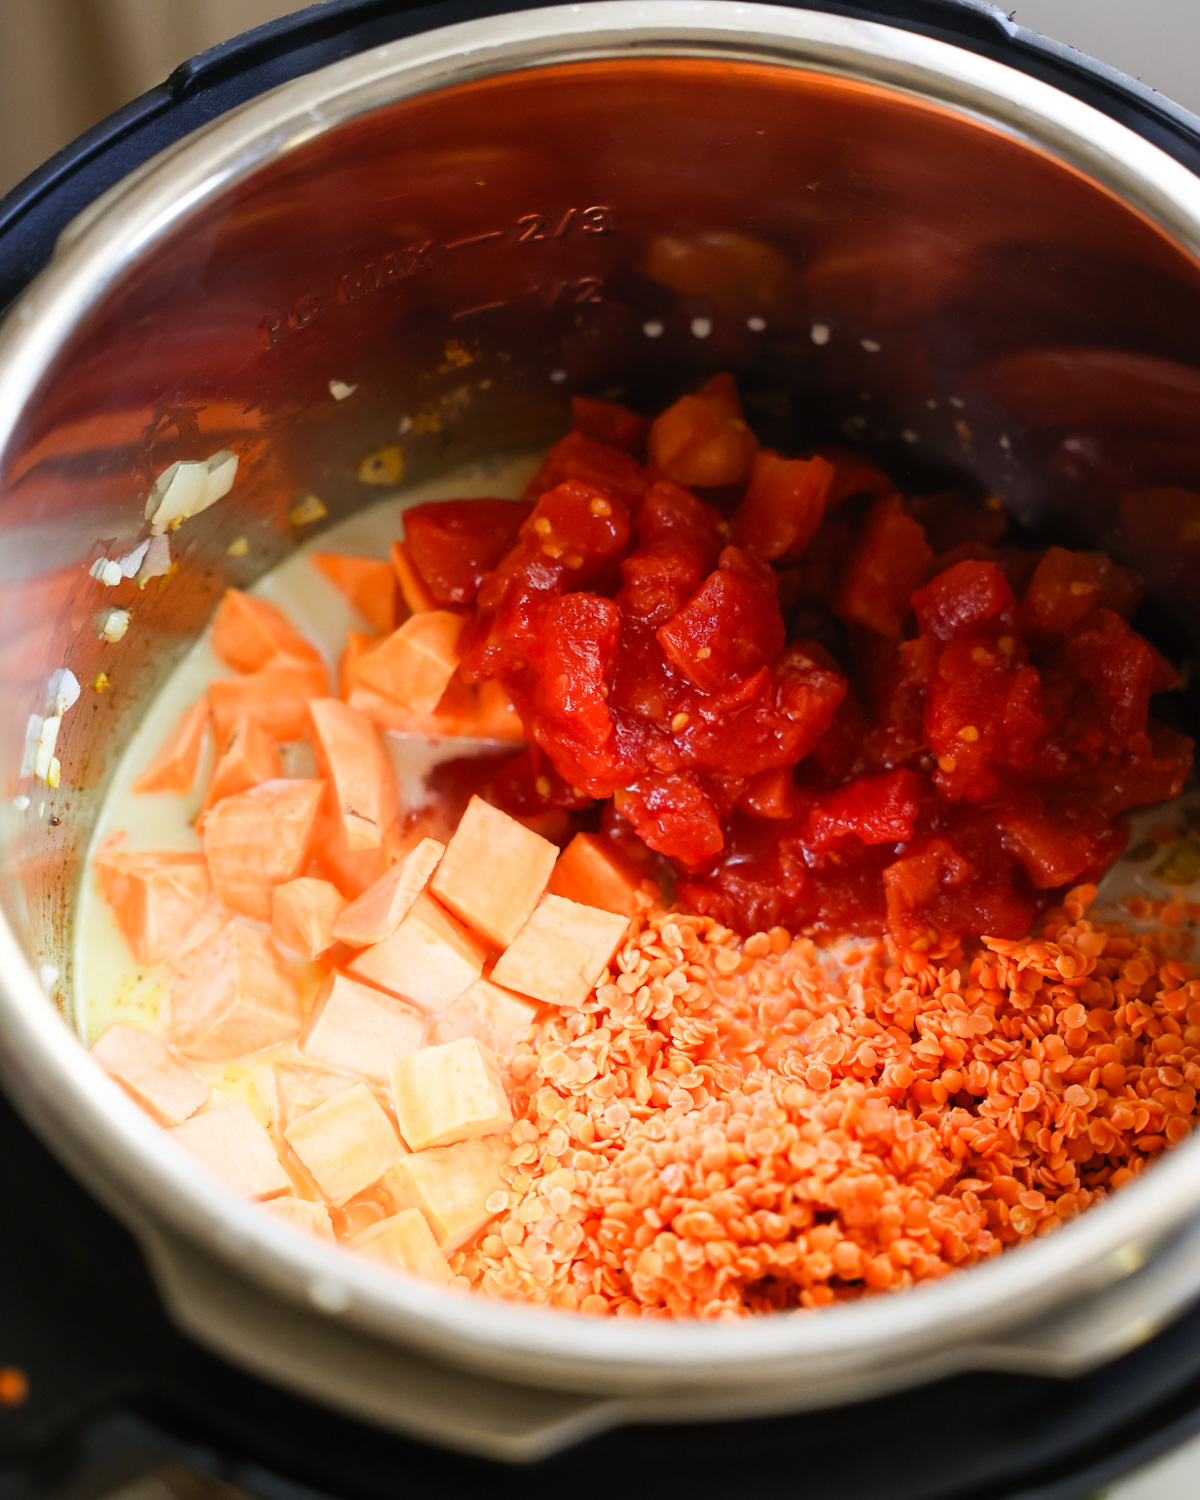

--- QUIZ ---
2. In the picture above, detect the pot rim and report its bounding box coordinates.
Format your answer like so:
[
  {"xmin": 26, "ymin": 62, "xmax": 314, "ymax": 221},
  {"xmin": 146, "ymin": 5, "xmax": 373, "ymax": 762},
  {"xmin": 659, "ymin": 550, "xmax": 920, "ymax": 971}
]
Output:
[{"xmin": 4, "ymin": 0, "xmax": 1200, "ymax": 1390}]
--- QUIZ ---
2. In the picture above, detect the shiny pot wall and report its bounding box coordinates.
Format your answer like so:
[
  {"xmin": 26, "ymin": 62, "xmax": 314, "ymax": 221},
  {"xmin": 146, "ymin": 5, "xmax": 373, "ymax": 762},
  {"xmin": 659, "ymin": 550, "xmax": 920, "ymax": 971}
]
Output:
[{"xmin": 4, "ymin": 0, "xmax": 1200, "ymax": 1464}]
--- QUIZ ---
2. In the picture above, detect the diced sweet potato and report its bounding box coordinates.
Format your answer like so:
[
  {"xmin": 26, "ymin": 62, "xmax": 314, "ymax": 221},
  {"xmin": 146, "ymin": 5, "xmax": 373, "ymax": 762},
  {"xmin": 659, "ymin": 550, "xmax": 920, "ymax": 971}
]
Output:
[
  {"xmin": 348, "ymin": 891, "xmax": 485, "ymax": 1013},
  {"xmin": 546, "ymin": 832, "xmax": 641, "ymax": 918},
  {"xmin": 300, "ymin": 971, "xmax": 425, "ymax": 1085},
  {"xmin": 430, "ymin": 795, "xmax": 557, "ymax": 948},
  {"xmin": 90, "ymin": 1022, "xmax": 210, "ymax": 1125},
  {"xmin": 391, "ymin": 539, "xmax": 438, "ymax": 614},
  {"xmin": 132, "ymin": 699, "xmax": 210, "ymax": 795},
  {"xmin": 209, "ymin": 657, "xmax": 330, "ymax": 743},
  {"xmin": 204, "ymin": 777, "xmax": 324, "ymax": 920},
  {"xmin": 348, "ymin": 1207, "xmax": 452, "ymax": 1284},
  {"xmin": 311, "ymin": 554, "xmax": 398, "ymax": 634},
  {"xmin": 355, "ymin": 611, "xmax": 465, "ymax": 717},
  {"xmin": 332, "ymin": 838, "xmax": 444, "ymax": 948},
  {"xmin": 490, "ymin": 894, "xmax": 629, "ymax": 1008},
  {"xmin": 313, "ymin": 805, "xmax": 403, "ymax": 900},
  {"xmin": 284, "ymin": 1081, "xmax": 405, "ymax": 1204},
  {"xmin": 347, "ymin": 670, "xmax": 478, "ymax": 738},
  {"xmin": 271, "ymin": 877, "xmax": 346, "ymax": 959},
  {"xmin": 390, "ymin": 1037, "xmax": 512, "ymax": 1151},
  {"xmin": 204, "ymin": 716, "xmax": 280, "ymax": 811},
  {"xmin": 273, "ymin": 1063, "xmax": 358, "ymax": 1127},
  {"xmin": 381, "ymin": 1134, "xmax": 511, "ymax": 1251},
  {"xmin": 169, "ymin": 920, "xmax": 301, "ymax": 1060},
  {"xmin": 259, "ymin": 1195, "xmax": 335, "ymax": 1239},
  {"xmin": 167, "ymin": 1101, "xmax": 291, "ymax": 1200},
  {"xmin": 308, "ymin": 698, "xmax": 397, "ymax": 853},
  {"xmin": 428, "ymin": 979, "xmax": 538, "ymax": 1063},
  {"xmin": 94, "ymin": 844, "xmax": 213, "ymax": 965},
  {"xmin": 211, "ymin": 588, "xmax": 322, "ymax": 672},
  {"xmin": 474, "ymin": 679, "xmax": 525, "ymax": 742}
]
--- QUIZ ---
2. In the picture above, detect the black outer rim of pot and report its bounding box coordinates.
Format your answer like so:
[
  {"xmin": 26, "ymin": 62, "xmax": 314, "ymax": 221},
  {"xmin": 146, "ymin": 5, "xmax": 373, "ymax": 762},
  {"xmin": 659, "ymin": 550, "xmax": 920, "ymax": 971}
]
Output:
[{"xmin": 2, "ymin": 0, "xmax": 1200, "ymax": 315}]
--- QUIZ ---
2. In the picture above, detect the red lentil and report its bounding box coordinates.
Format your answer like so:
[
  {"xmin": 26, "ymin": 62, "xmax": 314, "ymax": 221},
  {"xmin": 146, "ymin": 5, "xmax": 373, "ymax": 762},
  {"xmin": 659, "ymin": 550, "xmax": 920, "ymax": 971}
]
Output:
[{"xmin": 452, "ymin": 885, "xmax": 1200, "ymax": 1317}]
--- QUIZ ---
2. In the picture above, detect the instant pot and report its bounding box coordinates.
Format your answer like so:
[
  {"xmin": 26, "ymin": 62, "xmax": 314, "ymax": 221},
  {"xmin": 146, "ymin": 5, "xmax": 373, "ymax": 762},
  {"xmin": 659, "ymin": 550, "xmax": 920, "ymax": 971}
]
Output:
[{"xmin": 5, "ymin": 1, "xmax": 1200, "ymax": 1495}]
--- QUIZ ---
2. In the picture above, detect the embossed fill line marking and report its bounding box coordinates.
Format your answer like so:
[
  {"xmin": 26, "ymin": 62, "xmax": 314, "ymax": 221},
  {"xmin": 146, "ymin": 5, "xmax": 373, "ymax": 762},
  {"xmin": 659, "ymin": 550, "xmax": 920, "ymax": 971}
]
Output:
[
  {"xmin": 445, "ymin": 231, "xmax": 506, "ymax": 251},
  {"xmin": 452, "ymin": 300, "xmax": 511, "ymax": 321}
]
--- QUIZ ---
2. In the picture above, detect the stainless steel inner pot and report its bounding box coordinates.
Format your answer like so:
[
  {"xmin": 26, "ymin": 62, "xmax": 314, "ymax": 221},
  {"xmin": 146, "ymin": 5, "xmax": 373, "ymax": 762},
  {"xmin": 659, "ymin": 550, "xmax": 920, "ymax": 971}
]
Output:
[{"xmin": 4, "ymin": 0, "xmax": 1200, "ymax": 1464}]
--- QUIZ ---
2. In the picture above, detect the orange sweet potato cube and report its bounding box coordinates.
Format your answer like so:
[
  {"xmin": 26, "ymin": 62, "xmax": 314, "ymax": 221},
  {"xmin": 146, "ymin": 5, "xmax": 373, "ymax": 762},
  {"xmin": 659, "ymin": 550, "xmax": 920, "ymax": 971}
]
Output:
[
  {"xmin": 390, "ymin": 1037, "xmax": 512, "ymax": 1151},
  {"xmin": 311, "ymin": 554, "xmax": 397, "ymax": 635},
  {"xmin": 284, "ymin": 1081, "xmax": 405, "ymax": 1204},
  {"xmin": 259, "ymin": 1195, "xmax": 335, "ymax": 1239},
  {"xmin": 204, "ymin": 716, "xmax": 280, "ymax": 811},
  {"xmin": 474, "ymin": 679, "xmax": 525, "ymax": 742},
  {"xmin": 203, "ymin": 777, "xmax": 324, "ymax": 920},
  {"xmin": 430, "ymin": 795, "xmax": 557, "ymax": 948},
  {"xmin": 300, "ymin": 971, "xmax": 425, "ymax": 1085},
  {"xmin": 209, "ymin": 657, "xmax": 330, "ymax": 743},
  {"xmin": 428, "ymin": 979, "xmax": 538, "ymax": 1063},
  {"xmin": 167, "ymin": 1101, "xmax": 291, "ymax": 1200},
  {"xmin": 273, "ymin": 1063, "xmax": 358, "ymax": 1127},
  {"xmin": 271, "ymin": 877, "xmax": 346, "ymax": 959},
  {"xmin": 308, "ymin": 698, "xmax": 398, "ymax": 852},
  {"xmin": 348, "ymin": 891, "xmax": 485, "ymax": 1013},
  {"xmin": 546, "ymin": 832, "xmax": 641, "ymax": 918},
  {"xmin": 348, "ymin": 1207, "xmax": 452, "ymax": 1284},
  {"xmin": 490, "ymin": 894, "xmax": 629, "ymax": 1009},
  {"xmin": 381, "ymin": 1133, "xmax": 511, "ymax": 1252},
  {"xmin": 331, "ymin": 837, "xmax": 444, "ymax": 948},
  {"xmin": 314, "ymin": 805, "xmax": 402, "ymax": 900},
  {"xmin": 94, "ymin": 844, "xmax": 213, "ymax": 966},
  {"xmin": 131, "ymin": 699, "xmax": 210, "ymax": 795},
  {"xmin": 211, "ymin": 588, "xmax": 322, "ymax": 672},
  {"xmin": 90, "ymin": 1022, "xmax": 210, "ymax": 1126},
  {"xmin": 391, "ymin": 539, "xmax": 438, "ymax": 615},
  {"xmin": 354, "ymin": 611, "xmax": 465, "ymax": 717},
  {"xmin": 169, "ymin": 920, "xmax": 301, "ymax": 1060}
]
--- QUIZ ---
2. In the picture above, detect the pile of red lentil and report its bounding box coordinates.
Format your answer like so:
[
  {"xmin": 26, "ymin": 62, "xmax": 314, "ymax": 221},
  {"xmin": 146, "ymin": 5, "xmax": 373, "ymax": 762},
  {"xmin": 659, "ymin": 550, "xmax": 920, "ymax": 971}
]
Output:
[{"xmin": 452, "ymin": 887, "xmax": 1200, "ymax": 1317}]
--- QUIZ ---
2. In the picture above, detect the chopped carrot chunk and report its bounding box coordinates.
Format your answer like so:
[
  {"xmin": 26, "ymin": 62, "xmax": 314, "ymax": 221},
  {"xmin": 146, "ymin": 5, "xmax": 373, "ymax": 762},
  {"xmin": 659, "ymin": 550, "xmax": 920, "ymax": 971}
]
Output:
[
  {"xmin": 332, "ymin": 837, "xmax": 445, "ymax": 947},
  {"xmin": 391, "ymin": 539, "xmax": 438, "ymax": 614},
  {"xmin": 546, "ymin": 831, "xmax": 642, "ymax": 917},
  {"xmin": 203, "ymin": 777, "xmax": 324, "ymax": 920},
  {"xmin": 209, "ymin": 657, "xmax": 329, "ymax": 743},
  {"xmin": 308, "ymin": 698, "xmax": 398, "ymax": 853},
  {"xmin": 311, "ymin": 553, "xmax": 398, "ymax": 634},
  {"xmin": 211, "ymin": 588, "xmax": 321, "ymax": 672},
  {"xmin": 271, "ymin": 876, "xmax": 347, "ymax": 959},
  {"xmin": 203, "ymin": 715, "xmax": 280, "ymax": 810},
  {"xmin": 132, "ymin": 699, "xmax": 210, "ymax": 795},
  {"xmin": 355, "ymin": 611, "xmax": 465, "ymax": 717},
  {"xmin": 94, "ymin": 842, "xmax": 213, "ymax": 965}
]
